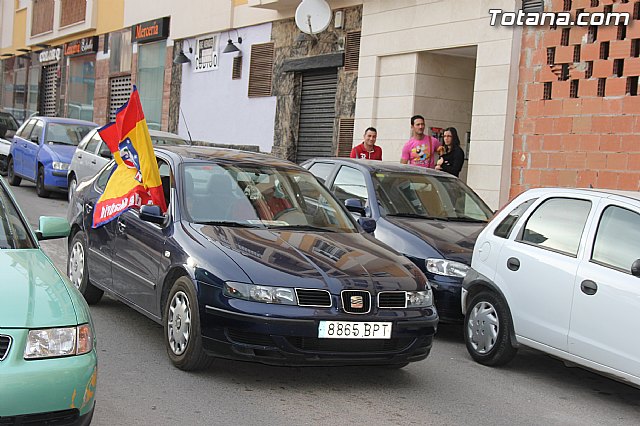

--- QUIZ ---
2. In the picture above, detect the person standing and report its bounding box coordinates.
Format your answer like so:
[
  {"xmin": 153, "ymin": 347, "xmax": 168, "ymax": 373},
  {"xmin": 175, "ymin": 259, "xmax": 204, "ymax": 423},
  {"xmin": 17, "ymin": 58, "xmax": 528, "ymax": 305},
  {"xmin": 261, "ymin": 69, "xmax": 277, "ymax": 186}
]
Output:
[
  {"xmin": 435, "ymin": 127, "xmax": 465, "ymax": 177},
  {"xmin": 400, "ymin": 115, "xmax": 441, "ymax": 168},
  {"xmin": 350, "ymin": 127, "xmax": 382, "ymax": 160}
]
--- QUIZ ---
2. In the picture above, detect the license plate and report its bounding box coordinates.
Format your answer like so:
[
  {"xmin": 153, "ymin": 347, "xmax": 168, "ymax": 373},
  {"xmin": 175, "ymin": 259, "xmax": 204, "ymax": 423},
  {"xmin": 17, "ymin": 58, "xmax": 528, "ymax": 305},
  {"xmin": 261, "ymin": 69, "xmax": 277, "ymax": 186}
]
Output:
[{"xmin": 318, "ymin": 321, "xmax": 392, "ymax": 339}]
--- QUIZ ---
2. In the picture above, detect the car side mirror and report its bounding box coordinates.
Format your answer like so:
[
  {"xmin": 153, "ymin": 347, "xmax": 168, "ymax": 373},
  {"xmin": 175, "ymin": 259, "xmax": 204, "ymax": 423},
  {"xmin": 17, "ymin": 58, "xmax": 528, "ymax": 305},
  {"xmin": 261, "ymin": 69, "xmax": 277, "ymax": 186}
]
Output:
[
  {"xmin": 345, "ymin": 198, "xmax": 366, "ymax": 216},
  {"xmin": 30, "ymin": 135, "xmax": 39, "ymax": 143},
  {"xmin": 358, "ymin": 217, "xmax": 376, "ymax": 234},
  {"xmin": 35, "ymin": 216, "xmax": 71, "ymax": 240},
  {"xmin": 139, "ymin": 204, "xmax": 165, "ymax": 225},
  {"xmin": 631, "ymin": 259, "xmax": 640, "ymax": 277},
  {"xmin": 99, "ymin": 150, "xmax": 112, "ymax": 159}
]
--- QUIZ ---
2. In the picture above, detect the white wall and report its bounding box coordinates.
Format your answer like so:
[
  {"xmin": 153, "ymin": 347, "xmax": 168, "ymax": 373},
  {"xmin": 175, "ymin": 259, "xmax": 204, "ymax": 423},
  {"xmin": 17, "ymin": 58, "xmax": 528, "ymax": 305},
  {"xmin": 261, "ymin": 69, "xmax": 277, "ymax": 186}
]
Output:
[
  {"xmin": 355, "ymin": 0, "xmax": 521, "ymax": 209},
  {"xmin": 1, "ymin": 0, "xmax": 14, "ymax": 49},
  {"xmin": 178, "ymin": 23, "xmax": 276, "ymax": 152}
]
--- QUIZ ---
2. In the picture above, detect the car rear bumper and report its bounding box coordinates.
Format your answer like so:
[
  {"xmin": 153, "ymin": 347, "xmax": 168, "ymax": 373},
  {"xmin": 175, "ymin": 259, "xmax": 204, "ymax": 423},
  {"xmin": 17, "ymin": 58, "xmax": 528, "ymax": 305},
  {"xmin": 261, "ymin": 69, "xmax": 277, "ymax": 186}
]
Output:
[{"xmin": 201, "ymin": 305, "xmax": 438, "ymax": 367}]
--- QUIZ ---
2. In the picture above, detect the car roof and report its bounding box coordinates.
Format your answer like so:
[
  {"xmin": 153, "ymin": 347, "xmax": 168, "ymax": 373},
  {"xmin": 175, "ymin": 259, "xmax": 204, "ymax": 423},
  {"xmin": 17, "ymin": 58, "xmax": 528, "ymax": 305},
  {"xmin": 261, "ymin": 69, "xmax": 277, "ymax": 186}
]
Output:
[
  {"xmin": 29, "ymin": 116, "xmax": 98, "ymax": 126},
  {"xmin": 305, "ymin": 157, "xmax": 452, "ymax": 176},
  {"xmin": 149, "ymin": 129, "xmax": 185, "ymax": 140},
  {"xmin": 156, "ymin": 145, "xmax": 300, "ymax": 169},
  {"xmin": 519, "ymin": 187, "xmax": 640, "ymax": 202}
]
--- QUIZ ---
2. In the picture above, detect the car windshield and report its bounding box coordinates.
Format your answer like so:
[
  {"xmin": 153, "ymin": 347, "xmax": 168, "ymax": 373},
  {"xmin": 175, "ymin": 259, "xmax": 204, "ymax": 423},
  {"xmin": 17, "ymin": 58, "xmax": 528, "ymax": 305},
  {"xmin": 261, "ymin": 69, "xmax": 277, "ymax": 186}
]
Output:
[
  {"xmin": 45, "ymin": 123, "xmax": 95, "ymax": 146},
  {"xmin": 183, "ymin": 163, "xmax": 358, "ymax": 233},
  {"xmin": 151, "ymin": 136, "xmax": 188, "ymax": 146},
  {"xmin": 0, "ymin": 112, "xmax": 19, "ymax": 131},
  {"xmin": 0, "ymin": 183, "xmax": 35, "ymax": 249},
  {"xmin": 372, "ymin": 172, "xmax": 493, "ymax": 222}
]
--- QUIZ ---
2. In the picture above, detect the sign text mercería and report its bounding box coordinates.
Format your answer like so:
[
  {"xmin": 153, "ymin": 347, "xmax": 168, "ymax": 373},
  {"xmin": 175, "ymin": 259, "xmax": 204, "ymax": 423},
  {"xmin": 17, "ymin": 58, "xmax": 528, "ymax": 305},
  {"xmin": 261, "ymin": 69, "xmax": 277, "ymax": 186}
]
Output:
[{"xmin": 135, "ymin": 23, "xmax": 159, "ymax": 40}]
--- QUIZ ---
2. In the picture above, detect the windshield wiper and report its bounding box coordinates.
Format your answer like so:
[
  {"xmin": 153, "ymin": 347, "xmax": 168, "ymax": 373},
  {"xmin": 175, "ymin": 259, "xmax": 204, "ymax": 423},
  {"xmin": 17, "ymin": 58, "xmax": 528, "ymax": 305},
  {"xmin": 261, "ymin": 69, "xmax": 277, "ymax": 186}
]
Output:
[
  {"xmin": 446, "ymin": 216, "xmax": 488, "ymax": 223},
  {"xmin": 267, "ymin": 224, "xmax": 335, "ymax": 232},
  {"xmin": 387, "ymin": 213, "xmax": 449, "ymax": 221},
  {"xmin": 196, "ymin": 221, "xmax": 265, "ymax": 228}
]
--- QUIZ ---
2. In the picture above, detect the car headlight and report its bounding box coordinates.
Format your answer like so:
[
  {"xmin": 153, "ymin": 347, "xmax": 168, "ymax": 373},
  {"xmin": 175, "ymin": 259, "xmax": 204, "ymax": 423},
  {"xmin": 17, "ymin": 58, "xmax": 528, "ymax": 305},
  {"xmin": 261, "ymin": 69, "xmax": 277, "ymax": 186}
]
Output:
[
  {"xmin": 426, "ymin": 258, "xmax": 470, "ymax": 278},
  {"xmin": 407, "ymin": 290, "xmax": 433, "ymax": 307},
  {"xmin": 52, "ymin": 162, "xmax": 70, "ymax": 171},
  {"xmin": 24, "ymin": 324, "xmax": 94, "ymax": 359},
  {"xmin": 224, "ymin": 282, "xmax": 297, "ymax": 305}
]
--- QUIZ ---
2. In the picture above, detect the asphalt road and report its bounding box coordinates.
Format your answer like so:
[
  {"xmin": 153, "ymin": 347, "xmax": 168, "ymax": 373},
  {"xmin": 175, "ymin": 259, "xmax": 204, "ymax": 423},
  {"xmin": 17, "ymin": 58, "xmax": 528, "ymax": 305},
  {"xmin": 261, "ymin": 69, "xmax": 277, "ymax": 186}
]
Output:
[{"xmin": 10, "ymin": 180, "xmax": 640, "ymax": 425}]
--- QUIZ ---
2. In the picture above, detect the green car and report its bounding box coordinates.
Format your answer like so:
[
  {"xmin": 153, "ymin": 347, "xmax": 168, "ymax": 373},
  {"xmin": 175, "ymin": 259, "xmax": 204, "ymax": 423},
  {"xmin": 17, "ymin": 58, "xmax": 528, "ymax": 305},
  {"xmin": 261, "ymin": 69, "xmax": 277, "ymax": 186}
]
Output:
[{"xmin": 0, "ymin": 177, "xmax": 97, "ymax": 424}]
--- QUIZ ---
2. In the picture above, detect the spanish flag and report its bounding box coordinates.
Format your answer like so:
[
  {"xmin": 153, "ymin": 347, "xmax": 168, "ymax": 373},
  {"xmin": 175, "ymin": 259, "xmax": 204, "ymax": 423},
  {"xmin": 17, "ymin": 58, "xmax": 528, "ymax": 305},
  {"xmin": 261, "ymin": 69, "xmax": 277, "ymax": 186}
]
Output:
[{"xmin": 92, "ymin": 86, "xmax": 166, "ymax": 228}]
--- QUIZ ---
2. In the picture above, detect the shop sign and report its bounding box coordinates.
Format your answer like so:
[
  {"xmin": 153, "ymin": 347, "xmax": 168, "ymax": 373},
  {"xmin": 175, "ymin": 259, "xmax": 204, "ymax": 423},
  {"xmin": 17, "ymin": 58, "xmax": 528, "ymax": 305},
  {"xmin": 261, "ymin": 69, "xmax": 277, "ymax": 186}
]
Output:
[
  {"xmin": 64, "ymin": 36, "xmax": 98, "ymax": 56},
  {"xmin": 39, "ymin": 47, "xmax": 61, "ymax": 63},
  {"xmin": 194, "ymin": 34, "xmax": 219, "ymax": 73},
  {"xmin": 132, "ymin": 17, "xmax": 170, "ymax": 43}
]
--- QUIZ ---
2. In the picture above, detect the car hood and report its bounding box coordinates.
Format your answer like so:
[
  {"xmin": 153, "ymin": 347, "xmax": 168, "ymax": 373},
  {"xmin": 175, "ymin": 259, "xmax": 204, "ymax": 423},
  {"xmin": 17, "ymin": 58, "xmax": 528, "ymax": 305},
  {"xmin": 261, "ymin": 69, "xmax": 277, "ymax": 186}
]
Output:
[
  {"xmin": 192, "ymin": 225, "xmax": 420, "ymax": 291},
  {"xmin": 0, "ymin": 250, "xmax": 78, "ymax": 328},
  {"xmin": 384, "ymin": 216, "xmax": 485, "ymax": 264},
  {"xmin": 45, "ymin": 143, "xmax": 77, "ymax": 163}
]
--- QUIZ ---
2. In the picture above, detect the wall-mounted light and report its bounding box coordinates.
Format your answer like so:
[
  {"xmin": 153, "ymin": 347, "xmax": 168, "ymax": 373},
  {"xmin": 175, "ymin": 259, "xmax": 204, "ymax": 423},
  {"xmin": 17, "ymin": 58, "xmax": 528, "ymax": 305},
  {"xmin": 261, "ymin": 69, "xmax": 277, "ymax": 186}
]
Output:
[
  {"xmin": 174, "ymin": 40, "xmax": 193, "ymax": 64},
  {"xmin": 223, "ymin": 29, "xmax": 242, "ymax": 54}
]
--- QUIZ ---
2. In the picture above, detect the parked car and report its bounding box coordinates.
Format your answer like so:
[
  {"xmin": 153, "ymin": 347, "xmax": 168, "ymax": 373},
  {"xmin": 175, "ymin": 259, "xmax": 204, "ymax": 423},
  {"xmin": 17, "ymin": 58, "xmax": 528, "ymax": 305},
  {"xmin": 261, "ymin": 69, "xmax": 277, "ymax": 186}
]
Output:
[
  {"xmin": 67, "ymin": 128, "xmax": 189, "ymax": 201},
  {"xmin": 0, "ymin": 176, "xmax": 97, "ymax": 423},
  {"xmin": 67, "ymin": 146, "xmax": 438, "ymax": 370},
  {"xmin": 301, "ymin": 158, "xmax": 493, "ymax": 322},
  {"xmin": 0, "ymin": 110, "xmax": 20, "ymax": 175},
  {"xmin": 7, "ymin": 116, "xmax": 97, "ymax": 198},
  {"xmin": 462, "ymin": 187, "xmax": 640, "ymax": 387}
]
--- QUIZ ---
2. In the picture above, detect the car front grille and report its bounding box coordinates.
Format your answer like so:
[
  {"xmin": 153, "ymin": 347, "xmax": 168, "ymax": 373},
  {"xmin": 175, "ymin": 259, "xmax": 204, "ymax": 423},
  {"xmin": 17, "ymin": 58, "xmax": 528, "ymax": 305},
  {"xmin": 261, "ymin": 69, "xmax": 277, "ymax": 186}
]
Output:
[
  {"xmin": 0, "ymin": 335, "xmax": 11, "ymax": 361},
  {"xmin": 0, "ymin": 409, "xmax": 79, "ymax": 425},
  {"xmin": 287, "ymin": 337, "xmax": 414, "ymax": 353},
  {"xmin": 296, "ymin": 289, "xmax": 331, "ymax": 307},
  {"xmin": 341, "ymin": 290, "xmax": 371, "ymax": 314},
  {"xmin": 378, "ymin": 291, "xmax": 407, "ymax": 308}
]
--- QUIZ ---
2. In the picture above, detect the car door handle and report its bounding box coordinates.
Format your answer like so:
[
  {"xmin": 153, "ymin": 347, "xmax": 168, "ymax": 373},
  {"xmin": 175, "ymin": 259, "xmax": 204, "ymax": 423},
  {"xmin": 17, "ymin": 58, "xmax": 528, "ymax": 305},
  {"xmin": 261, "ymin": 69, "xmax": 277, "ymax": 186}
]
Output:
[
  {"xmin": 91, "ymin": 160, "xmax": 97, "ymax": 164},
  {"xmin": 581, "ymin": 280, "xmax": 598, "ymax": 295},
  {"xmin": 117, "ymin": 220, "xmax": 126, "ymax": 233},
  {"xmin": 84, "ymin": 203, "xmax": 93, "ymax": 214},
  {"xmin": 507, "ymin": 257, "xmax": 520, "ymax": 271},
  {"xmin": 77, "ymin": 154, "xmax": 82, "ymax": 159}
]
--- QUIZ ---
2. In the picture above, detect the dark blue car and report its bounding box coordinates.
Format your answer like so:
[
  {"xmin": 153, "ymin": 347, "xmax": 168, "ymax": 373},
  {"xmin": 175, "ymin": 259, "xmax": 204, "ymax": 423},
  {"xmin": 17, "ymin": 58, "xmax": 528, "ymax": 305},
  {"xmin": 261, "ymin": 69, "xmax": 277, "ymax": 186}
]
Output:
[
  {"xmin": 67, "ymin": 146, "xmax": 438, "ymax": 370},
  {"xmin": 301, "ymin": 158, "xmax": 494, "ymax": 322},
  {"xmin": 8, "ymin": 116, "xmax": 97, "ymax": 197}
]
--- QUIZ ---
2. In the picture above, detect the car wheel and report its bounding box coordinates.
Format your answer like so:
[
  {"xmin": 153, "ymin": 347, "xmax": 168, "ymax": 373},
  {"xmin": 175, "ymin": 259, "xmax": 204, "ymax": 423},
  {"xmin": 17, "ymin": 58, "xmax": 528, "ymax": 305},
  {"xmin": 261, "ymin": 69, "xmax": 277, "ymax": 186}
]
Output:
[
  {"xmin": 68, "ymin": 231, "xmax": 104, "ymax": 305},
  {"xmin": 164, "ymin": 276, "xmax": 213, "ymax": 371},
  {"xmin": 464, "ymin": 290, "xmax": 517, "ymax": 366},
  {"xmin": 7, "ymin": 157, "xmax": 20, "ymax": 186},
  {"xmin": 68, "ymin": 175, "xmax": 77, "ymax": 202},
  {"xmin": 36, "ymin": 166, "xmax": 50, "ymax": 198}
]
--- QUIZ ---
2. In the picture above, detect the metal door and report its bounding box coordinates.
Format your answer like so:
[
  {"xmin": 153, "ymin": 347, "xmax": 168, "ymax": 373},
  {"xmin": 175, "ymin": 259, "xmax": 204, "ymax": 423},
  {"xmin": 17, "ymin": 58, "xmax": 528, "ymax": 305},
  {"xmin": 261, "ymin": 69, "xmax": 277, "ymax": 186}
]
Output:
[
  {"xmin": 109, "ymin": 76, "xmax": 132, "ymax": 122},
  {"xmin": 39, "ymin": 64, "xmax": 59, "ymax": 117},
  {"xmin": 295, "ymin": 69, "xmax": 337, "ymax": 163}
]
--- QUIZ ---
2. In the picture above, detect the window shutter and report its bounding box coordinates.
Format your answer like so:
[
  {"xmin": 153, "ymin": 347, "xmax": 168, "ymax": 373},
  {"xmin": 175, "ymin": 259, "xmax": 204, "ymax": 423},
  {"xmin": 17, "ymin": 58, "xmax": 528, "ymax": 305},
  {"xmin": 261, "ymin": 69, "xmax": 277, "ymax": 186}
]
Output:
[
  {"xmin": 337, "ymin": 118, "xmax": 355, "ymax": 157},
  {"xmin": 344, "ymin": 31, "xmax": 361, "ymax": 72},
  {"xmin": 248, "ymin": 42, "xmax": 274, "ymax": 97},
  {"xmin": 232, "ymin": 56, "xmax": 243, "ymax": 80}
]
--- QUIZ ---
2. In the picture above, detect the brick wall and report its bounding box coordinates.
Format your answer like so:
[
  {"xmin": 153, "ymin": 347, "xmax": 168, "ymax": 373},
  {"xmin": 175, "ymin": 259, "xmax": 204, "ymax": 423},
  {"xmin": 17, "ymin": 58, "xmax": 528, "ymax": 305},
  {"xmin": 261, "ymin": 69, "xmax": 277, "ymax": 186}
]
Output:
[{"xmin": 512, "ymin": 0, "xmax": 640, "ymax": 198}]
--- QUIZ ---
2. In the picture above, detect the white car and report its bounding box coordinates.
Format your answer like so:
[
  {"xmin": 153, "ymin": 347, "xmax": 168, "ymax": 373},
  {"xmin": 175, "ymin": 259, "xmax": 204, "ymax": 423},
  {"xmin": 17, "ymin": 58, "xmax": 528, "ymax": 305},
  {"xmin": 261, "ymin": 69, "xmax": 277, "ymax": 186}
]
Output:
[
  {"xmin": 0, "ymin": 111, "xmax": 20, "ymax": 175},
  {"xmin": 67, "ymin": 128, "xmax": 189, "ymax": 201},
  {"xmin": 462, "ymin": 187, "xmax": 640, "ymax": 388}
]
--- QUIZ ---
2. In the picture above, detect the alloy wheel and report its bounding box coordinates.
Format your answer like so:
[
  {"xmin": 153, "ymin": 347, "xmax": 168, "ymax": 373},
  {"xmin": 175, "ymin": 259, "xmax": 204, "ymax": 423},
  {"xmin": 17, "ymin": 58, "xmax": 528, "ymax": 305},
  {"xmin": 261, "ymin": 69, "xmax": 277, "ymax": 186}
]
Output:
[
  {"xmin": 467, "ymin": 300, "xmax": 499, "ymax": 354},
  {"xmin": 68, "ymin": 241, "xmax": 85, "ymax": 290},
  {"xmin": 167, "ymin": 291, "xmax": 192, "ymax": 356}
]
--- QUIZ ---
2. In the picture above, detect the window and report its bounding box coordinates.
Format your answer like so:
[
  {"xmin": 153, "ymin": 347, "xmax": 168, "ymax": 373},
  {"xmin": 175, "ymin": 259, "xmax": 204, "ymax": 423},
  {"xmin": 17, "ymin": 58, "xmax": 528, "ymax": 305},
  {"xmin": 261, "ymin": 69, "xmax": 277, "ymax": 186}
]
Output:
[
  {"xmin": 137, "ymin": 40, "xmax": 167, "ymax": 131},
  {"xmin": 598, "ymin": 78, "xmax": 606, "ymax": 97},
  {"xmin": 573, "ymin": 45, "xmax": 581, "ymax": 62},
  {"xmin": 547, "ymin": 47, "xmax": 556, "ymax": 65},
  {"xmin": 85, "ymin": 132, "xmax": 102, "ymax": 154},
  {"xmin": 16, "ymin": 119, "xmax": 36, "ymax": 138},
  {"xmin": 518, "ymin": 198, "xmax": 591, "ymax": 256},
  {"xmin": 67, "ymin": 56, "xmax": 95, "ymax": 122},
  {"xmin": 331, "ymin": 166, "xmax": 368, "ymax": 205},
  {"xmin": 30, "ymin": 120, "xmax": 44, "ymax": 143},
  {"xmin": 98, "ymin": 141, "xmax": 112, "ymax": 159},
  {"xmin": 248, "ymin": 42, "xmax": 274, "ymax": 98},
  {"xmin": 561, "ymin": 28, "xmax": 570, "ymax": 46},
  {"xmin": 614, "ymin": 59, "xmax": 624, "ymax": 77},
  {"xmin": 96, "ymin": 163, "xmax": 116, "ymax": 192},
  {"xmin": 592, "ymin": 205, "xmax": 640, "ymax": 272},
  {"xmin": 570, "ymin": 79, "xmax": 579, "ymax": 98},
  {"xmin": 494, "ymin": 198, "xmax": 537, "ymax": 239},
  {"xmin": 109, "ymin": 30, "xmax": 132, "ymax": 74},
  {"xmin": 543, "ymin": 82, "xmax": 552, "ymax": 100},
  {"xmin": 307, "ymin": 162, "xmax": 334, "ymax": 184}
]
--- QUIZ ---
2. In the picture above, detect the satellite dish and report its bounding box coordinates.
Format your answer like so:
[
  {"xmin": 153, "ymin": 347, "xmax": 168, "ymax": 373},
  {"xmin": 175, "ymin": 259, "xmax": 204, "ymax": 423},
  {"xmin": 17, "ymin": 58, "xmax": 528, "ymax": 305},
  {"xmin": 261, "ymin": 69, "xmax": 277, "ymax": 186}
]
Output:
[{"xmin": 295, "ymin": 0, "xmax": 332, "ymax": 35}]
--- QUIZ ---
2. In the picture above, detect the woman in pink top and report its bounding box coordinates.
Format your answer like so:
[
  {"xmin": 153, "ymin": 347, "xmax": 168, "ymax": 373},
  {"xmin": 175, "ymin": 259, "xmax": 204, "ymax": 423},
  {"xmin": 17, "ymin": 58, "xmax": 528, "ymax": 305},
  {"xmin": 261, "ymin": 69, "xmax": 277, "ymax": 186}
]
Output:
[{"xmin": 400, "ymin": 115, "xmax": 441, "ymax": 168}]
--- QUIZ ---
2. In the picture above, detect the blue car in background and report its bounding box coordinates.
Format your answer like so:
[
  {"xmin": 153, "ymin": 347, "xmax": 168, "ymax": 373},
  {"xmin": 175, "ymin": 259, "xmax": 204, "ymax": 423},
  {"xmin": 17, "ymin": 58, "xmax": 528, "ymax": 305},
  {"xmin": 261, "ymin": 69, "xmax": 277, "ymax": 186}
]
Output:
[
  {"xmin": 302, "ymin": 158, "xmax": 494, "ymax": 322},
  {"xmin": 8, "ymin": 116, "xmax": 97, "ymax": 198}
]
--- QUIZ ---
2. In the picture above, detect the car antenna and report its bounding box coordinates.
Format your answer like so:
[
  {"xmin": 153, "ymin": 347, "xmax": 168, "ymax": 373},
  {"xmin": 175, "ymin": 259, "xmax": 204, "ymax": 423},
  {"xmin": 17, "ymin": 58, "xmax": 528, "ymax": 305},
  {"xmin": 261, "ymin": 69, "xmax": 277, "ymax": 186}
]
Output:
[{"xmin": 179, "ymin": 107, "xmax": 193, "ymax": 144}]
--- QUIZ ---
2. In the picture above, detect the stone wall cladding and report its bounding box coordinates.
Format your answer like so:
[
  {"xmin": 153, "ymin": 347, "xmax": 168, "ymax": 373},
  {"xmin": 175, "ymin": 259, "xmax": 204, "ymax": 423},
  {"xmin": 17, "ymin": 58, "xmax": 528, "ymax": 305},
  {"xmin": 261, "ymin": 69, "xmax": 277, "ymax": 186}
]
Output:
[
  {"xmin": 270, "ymin": 5, "xmax": 362, "ymax": 161},
  {"xmin": 93, "ymin": 35, "xmax": 110, "ymax": 126},
  {"xmin": 512, "ymin": 0, "xmax": 640, "ymax": 198}
]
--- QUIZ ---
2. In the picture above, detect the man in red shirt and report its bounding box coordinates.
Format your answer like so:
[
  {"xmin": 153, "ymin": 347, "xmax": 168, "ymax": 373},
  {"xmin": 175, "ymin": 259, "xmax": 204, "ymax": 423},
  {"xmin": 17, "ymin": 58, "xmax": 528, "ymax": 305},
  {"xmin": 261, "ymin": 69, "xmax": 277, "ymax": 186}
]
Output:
[{"xmin": 350, "ymin": 127, "xmax": 382, "ymax": 160}]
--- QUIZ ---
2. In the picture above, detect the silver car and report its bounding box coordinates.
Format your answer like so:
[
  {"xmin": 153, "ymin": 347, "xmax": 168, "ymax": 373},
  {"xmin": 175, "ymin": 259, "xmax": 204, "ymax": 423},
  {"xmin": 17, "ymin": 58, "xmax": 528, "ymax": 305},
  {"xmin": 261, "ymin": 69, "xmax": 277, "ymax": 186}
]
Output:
[{"xmin": 67, "ymin": 129, "xmax": 189, "ymax": 200}]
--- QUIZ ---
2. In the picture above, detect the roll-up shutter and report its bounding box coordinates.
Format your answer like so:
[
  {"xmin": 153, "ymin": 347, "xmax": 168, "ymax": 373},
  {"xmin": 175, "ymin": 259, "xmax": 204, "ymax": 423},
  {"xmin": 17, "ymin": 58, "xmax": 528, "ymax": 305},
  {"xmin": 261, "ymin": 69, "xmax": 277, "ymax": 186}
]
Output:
[
  {"xmin": 295, "ymin": 69, "xmax": 337, "ymax": 163},
  {"xmin": 39, "ymin": 64, "xmax": 59, "ymax": 117},
  {"xmin": 109, "ymin": 75, "xmax": 132, "ymax": 122}
]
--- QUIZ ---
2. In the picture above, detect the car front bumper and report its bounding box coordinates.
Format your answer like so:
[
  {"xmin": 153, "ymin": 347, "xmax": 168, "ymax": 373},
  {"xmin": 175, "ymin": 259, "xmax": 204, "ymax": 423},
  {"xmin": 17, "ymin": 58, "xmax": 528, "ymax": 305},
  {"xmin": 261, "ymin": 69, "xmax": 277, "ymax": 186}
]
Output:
[
  {"xmin": 200, "ymin": 301, "xmax": 438, "ymax": 367},
  {"xmin": 0, "ymin": 329, "xmax": 97, "ymax": 420},
  {"xmin": 427, "ymin": 274, "xmax": 464, "ymax": 323}
]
